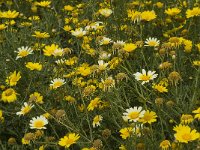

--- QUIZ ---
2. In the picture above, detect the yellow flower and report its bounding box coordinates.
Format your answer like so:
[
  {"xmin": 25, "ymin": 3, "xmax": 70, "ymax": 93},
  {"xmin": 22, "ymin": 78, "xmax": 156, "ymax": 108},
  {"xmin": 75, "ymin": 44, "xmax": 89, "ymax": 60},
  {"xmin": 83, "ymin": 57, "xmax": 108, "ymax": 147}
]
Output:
[
  {"xmin": 87, "ymin": 97, "xmax": 102, "ymax": 111},
  {"xmin": 141, "ymin": 11, "xmax": 157, "ymax": 21},
  {"xmin": 22, "ymin": 138, "xmax": 30, "ymax": 145},
  {"xmin": 119, "ymin": 127, "xmax": 133, "ymax": 139},
  {"xmin": 1, "ymin": 88, "xmax": 17, "ymax": 103},
  {"xmin": 159, "ymin": 140, "xmax": 171, "ymax": 150},
  {"xmin": 192, "ymin": 107, "xmax": 200, "ymax": 120},
  {"xmin": 152, "ymin": 83, "xmax": 168, "ymax": 93},
  {"xmin": 99, "ymin": 8, "xmax": 113, "ymax": 17},
  {"xmin": 36, "ymin": 1, "xmax": 51, "ymax": 7},
  {"xmin": 155, "ymin": 2, "xmax": 164, "ymax": 8},
  {"xmin": 32, "ymin": 31, "xmax": 50, "ymax": 39},
  {"xmin": 127, "ymin": 10, "xmax": 141, "ymax": 23},
  {"xmin": 119, "ymin": 145, "xmax": 127, "ymax": 150},
  {"xmin": 76, "ymin": 66, "xmax": 91, "ymax": 76},
  {"xmin": 0, "ymin": 110, "xmax": 4, "ymax": 122},
  {"xmin": 0, "ymin": 10, "xmax": 19, "ymax": 19},
  {"xmin": 6, "ymin": 71, "xmax": 21, "ymax": 86},
  {"xmin": 139, "ymin": 110, "xmax": 157, "ymax": 124},
  {"xmin": 92, "ymin": 115, "xmax": 103, "ymax": 128},
  {"xmin": 173, "ymin": 124, "xmax": 199, "ymax": 143},
  {"xmin": 65, "ymin": 96, "xmax": 76, "ymax": 103},
  {"xmin": 63, "ymin": 25, "xmax": 72, "ymax": 32},
  {"xmin": 43, "ymin": 44, "xmax": 59, "ymax": 56},
  {"xmin": 0, "ymin": 24, "xmax": 7, "ymax": 31},
  {"xmin": 58, "ymin": 133, "xmax": 80, "ymax": 148},
  {"xmin": 186, "ymin": 7, "xmax": 200, "ymax": 18},
  {"xmin": 180, "ymin": 114, "xmax": 194, "ymax": 124},
  {"xmin": 123, "ymin": 43, "xmax": 137, "ymax": 52},
  {"xmin": 29, "ymin": 92, "xmax": 44, "ymax": 104},
  {"xmin": 165, "ymin": 8, "xmax": 181, "ymax": 16},
  {"xmin": 64, "ymin": 5, "xmax": 74, "ymax": 11},
  {"xmin": 25, "ymin": 62, "xmax": 42, "ymax": 71},
  {"xmin": 193, "ymin": 61, "xmax": 200, "ymax": 66}
]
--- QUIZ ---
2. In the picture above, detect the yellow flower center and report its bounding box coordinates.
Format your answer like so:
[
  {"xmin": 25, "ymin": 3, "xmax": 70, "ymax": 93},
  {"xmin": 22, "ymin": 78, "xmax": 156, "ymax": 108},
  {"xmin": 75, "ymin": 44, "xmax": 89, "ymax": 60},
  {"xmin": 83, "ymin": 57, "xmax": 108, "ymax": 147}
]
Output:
[
  {"xmin": 22, "ymin": 106, "xmax": 31, "ymax": 114},
  {"xmin": 140, "ymin": 75, "xmax": 150, "ymax": 81},
  {"xmin": 33, "ymin": 120, "xmax": 44, "ymax": 128},
  {"xmin": 5, "ymin": 89, "xmax": 13, "ymax": 96},
  {"xmin": 19, "ymin": 50, "xmax": 29, "ymax": 57},
  {"xmin": 182, "ymin": 133, "xmax": 191, "ymax": 141},
  {"xmin": 128, "ymin": 112, "xmax": 139, "ymax": 119},
  {"xmin": 147, "ymin": 41, "xmax": 157, "ymax": 46}
]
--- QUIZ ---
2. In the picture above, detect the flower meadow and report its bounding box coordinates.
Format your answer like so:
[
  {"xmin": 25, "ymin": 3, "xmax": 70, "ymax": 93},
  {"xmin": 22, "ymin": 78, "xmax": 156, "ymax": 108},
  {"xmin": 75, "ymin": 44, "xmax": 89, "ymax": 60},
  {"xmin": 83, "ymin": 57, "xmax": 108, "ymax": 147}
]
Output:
[{"xmin": 0, "ymin": 0, "xmax": 200, "ymax": 149}]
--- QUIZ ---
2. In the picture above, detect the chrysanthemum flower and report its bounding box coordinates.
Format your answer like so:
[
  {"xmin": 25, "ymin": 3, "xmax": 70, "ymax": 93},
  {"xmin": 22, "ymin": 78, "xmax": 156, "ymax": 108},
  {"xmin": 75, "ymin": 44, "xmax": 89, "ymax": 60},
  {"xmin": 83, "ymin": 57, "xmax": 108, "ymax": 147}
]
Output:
[
  {"xmin": 71, "ymin": 28, "xmax": 86, "ymax": 38},
  {"xmin": 0, "ymin": 10, "xmax": 19, "ymax": 19},
  {"xmin": 165, "ymin": 8, "xmax": 181, "ymax": 16},
  {"xmin": 123, "ymin": 106, "xmax": 146, "ymax": 122},
  {"xmin": 29, "ymin": 92, "xmax": 44, "ymax": 104},
  {"xmin": 99, "ymin": 37, "xmax": 112, "ymax": 45},
  {"xmin": 180, "ymin": 114, "xmax": 194, "ymax": 124},
  {"xmin": 123, "ymin": 43, "xmax": 137, "ymax": 52},
  {"xmin": 193, "ymin": 107, "xmax": 200, "ymax": 120},
  {"xmin": 119, "ymin": 127, "xmax": 133, "ymax": 139},
  {"xmin": 159, "ymin": 140, "xmax": 171, "ymax": 150},
  {"xmin": 15, "ymin": 46, "xmax": 33, "ymax": 60},
  {"xmin": 92, "ymin": 115, "xmax": 103, "ymax": 128},
  {"xmin": 29, "ymin": 115, "xmax": 48, "ymax": 129},
  {"xmin": 152, "ymin": 83, "xmax": 168, "ymax": 93},
  {"xmin": 32, "ymin": 31, "xmax": 50, "ymax": 38},
  {"xmin": 25, "ymin": 62, "xmax": 42, "ymax": 71},
  {"xmin": 36, "ymin": 1, "xmax": 51, "ymax": 7},
  {"xmin": 127, "ymin": 10, "xmax": 141, "ymax": 23},
  {"xmin": 1, "ymin": 88, "xmax": 17, "ymax": 103},
  {"xmin": 186, "ymin": 7, "xmax": 200, "ymax": 18},
  {"xmin": 58, "ymin": 133, "xmax": 80, "ymax": 148},
  {"xmin": 98, "ymin": 60, "xmax": 108, "ymax": 71},
  {"xmin": 133, "ymin": 69, "xmax": 158, "ymax": 84},
  {"xmin": 6, "ymin": 71, "xmax": 21, "ymax": 86},
  {"xmin": 87, "ymin": 97, "xmax": 102, "ymax": 111},
  {"xmin": 50, "ymin": 78, "xmax": 66, "ymax": 89},
  {"xmin": 0, "ymin": 24, "xmax": 7, "ymax": 30},
  {"xmin": 144, "ymin": 37, "xmax": 160, "ymax": 47},
  {"xmin": 141, "ymin": 11, "xmax": 157, "ymax": 21},
  {"xmin": 16, "ymin": 102, "xmax": 34, "ymax": 116},
  {"xmin": 139, "ymin": 110, "xmax": 157, "ymax": 124},
  {"xmin": 99, "ymin": 8, "xmax": 112, "ymax": 17},
  {"xmin": 173, "ymin": 125, "xmax": 199, "ymax": 143}
]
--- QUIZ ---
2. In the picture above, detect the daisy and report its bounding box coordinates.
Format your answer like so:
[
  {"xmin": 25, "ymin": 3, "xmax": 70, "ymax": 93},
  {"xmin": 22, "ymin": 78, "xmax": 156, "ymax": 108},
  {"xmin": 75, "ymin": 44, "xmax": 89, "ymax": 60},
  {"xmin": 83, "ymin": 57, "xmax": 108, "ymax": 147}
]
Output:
[
  {"xmin": 50, "ymin": 78, "xmax": 66, "ymax": 89},
  {"xmin": 16, "ymin": 102, "xmax": 34, "ymax": 116},
  {"xmin": 133, "ymin": 69, "xmax": 158, "ymax": 84},
  {"xmin": 92, "ymin": 115, "xmax": 103, "ymax": 128},
  {"xmin": 29, "ymin": 115, "xmax": 48, "ymax": 129},
  {"xmin": 98, "ymin": 60, "xmax": 108, "ymax": 71},
  {"xmin": 123, "ymin": 106, "xmax": 146, "ymax": 122},
  {"xmin": 144, "ymin": 37, "xmax": 160, "ymax": 47},
  {"xmin": 71, "ymin": 28, "xmax": 86, "ymax": 38},
  {"xmin": 58, "ymin": 133, "xmax": 80, "ymax": 148},
  {"xmin": 15, "ymin": 46, "xmax": 33, "ymax": 60},
  {"xmin": 99, "ymin": 37, "xmax": 112, "ymax": 45}
]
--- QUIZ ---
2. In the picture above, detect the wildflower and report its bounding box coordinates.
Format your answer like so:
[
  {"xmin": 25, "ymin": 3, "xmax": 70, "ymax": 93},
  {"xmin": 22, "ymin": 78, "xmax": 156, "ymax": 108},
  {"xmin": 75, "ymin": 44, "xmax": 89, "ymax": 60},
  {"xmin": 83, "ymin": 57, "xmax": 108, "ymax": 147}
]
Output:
[
  {"xmin": 36, "ymin": 1, "xmax": 51, "ymax": 7},
  {"xmin": 123, "ymin": 43, "xmax": 137, "ymax": 52},
  {"xmin": 25, "ymin": 62, "xmax": 42, "ymax": 71},
  {"xmin": 71, "ymin": 28, "xmax": 86, "ymax": 38},
  {"xmin": 92, "ymin": 115, "xmax": 103, "ymax": 128},
  {"xmin": 133, "ymin": 69, "xmax": 158, "ymax": 84},
  {"xmin": 32, "ymin": 31, "xmax": 50, "ymax": 38},
  {"xmin": 141, "ymin": 11, "xmax": 157, "ymax": 21},
  {"xmin": 152, "ymin": 83, "xmax": 168, "ymax": 93},
  {"xmin": 1, "ymin": 88, "xmax": 17, "ymax": 103},
  {"xmin": 0, "ymin": 10, "xmax": 19, "ymax": 19},
  {"xmin": 156, "ymin": 2, "xmax": 164, "ymax": 8},
  {"xmin": 139, "ymin": 110, "xmax": 157, "ymax": 124},
  {"xmin": 22, "ymin": 138, "xmax": 30, "ymax": 145},
  {"xmin": 99, "ymin": 51, "xmax": 111, "ymax": 60},
  {"xmin": 0, "ymin": 24, "xmax": 7, "ymax": 30},
  {"xmin": 82, "ymin": 85, "xmax": 96, "ymax": 97},
  {"xmin": 43, "ymin": 44, "xmax": 59, "ymax": 56},
  {"xmin": 99, "ymin": 8, "xmax": 112, "ymax": 17},
  {"xmin": 180, "ymin": 114, "xmax": 193, "ymax": 124},
  {"xmin": 165, "ymin": 8, "xmax": 181, "ymax": 16},
  {"xmin": 50, "ymin": 78, "xmax": 66, "ymax": 89},
  {"xmin": 119, "ymin": 145, "xmax": 127, "ymax": 150},
  {"xmin": 168, "ymin": 71, "xmax": 181, "ymax": 85},
  {"xmin": 29, "ymin": 92, "xmax": 44, "ymax": 104},
  {"xmin": 127, "ymin": 10, "xmax": 141, "ymax": 23},
  {"xmin": 119, "ymin": 127, "xmax": 133, "ymax": 139},
  {"xmin": 93, "ymin": 139, "xmax": 103, "ymax": 149},
  {"xmin": 15, "ymin": 46, "xmax": 33, "ymax": 59},
  {"xmin": 123, "ymin": 106, "xmax": 146, "ymax": 122},
  {"xmin": 193, "ymin": 107, "xmax": 200, "ymax": 120},
  {"xmin": 58, "ymin": 133, "xmax": 80, "ymax": 148},
  {"xmin": 173, "ymin": 125, "xmax": 199, "ymax": 143},
  {"xmin": 65, "ymin": 96, "xmax": 76, "ymax": 103},
  {"xmin": 64, "ymin": 5, "xmax": 74, "ymax": 11},
  {"xmin": 52, "ymin": 48, "xmax": 64, "ymax": 57},
  {"xmin": 186, "ymin": 7, "xmax": 200, "ymax": 18},
  {"xmin": 99, "ymin": 37, "xmax": 112, "ymax": 45},
  {"xmin": 76, "ymin": 65, "xmax": 91, "ymax": 76},
  {"xmin": 30, "ymin": 115, "xmax": 48, "ymax": 129},
  {"xmin": 159, "ymin": 61, "xmax": 172, "ymax": 70},
  {"xmin": 159, "ymin": 140, "xmax": 171, "ymax": 150},
  {"xmin": 98, "ymin": 60, "xmax": 108, "ymax": 71},
  {"xmin": 16, "ymin": 102, "xmax": 34, "ymax": 116},
  {"xmin": 144, "ymin": 37, "xmax": 160, "ymax": 47},
  {"xmin": 6, "ymin": 71, "xmax": 21, "ymax": 86},
  {"xmin": 87, "ymin": 97, "xmax": 102, "ymax": 111},
  {"xmin": 193, "ymin": 61, "xmax": 200, "ymax": 66},
  {"xmin": 99, "ymin": 76, "xmax": 115, "ymax": 91},
  {"xmin": 64, "ymin": 25, "xmax": 72, "ymax": 32}
]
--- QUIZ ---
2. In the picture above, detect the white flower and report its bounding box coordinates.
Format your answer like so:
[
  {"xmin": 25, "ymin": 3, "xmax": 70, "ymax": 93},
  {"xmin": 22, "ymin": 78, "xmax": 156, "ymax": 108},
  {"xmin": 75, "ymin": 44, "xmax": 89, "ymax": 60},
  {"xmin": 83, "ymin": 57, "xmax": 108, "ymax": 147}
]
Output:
[
  {"xmin": 50, "ymin": 78, "xmax": 66, "ymax": 89},
  {"xmin": 16, "ymin": 102, "xmax": 34, "ymax": 116},
  {"xmin": 30, "ymin": 115, "xmax": 48, "ymax": 129},
  {"xmin": 133, "ymin": 69, "xmax": 158, "ymax": 84},
  {"xmin": 99, "ymin": 8, "xmax": 113, "ymax": 17},
  {"xmin": 99, "ymin": 37, "xmax": 112, "ymax": 45},
  {"xmin": 15, "ymin": 46, "xmax": 33, "ymax": 60},
  {"xmin": 52, "ymin": 48, "xmax": 64, "ymax": 57},
  {"xmin": 71, "ymin": 28, "xmax": 86, "ymax": 38},
  {"xmin": 98, "ymin": 60, "xmax": 108, "ymax": 71},
  {"xmin": 123, "ymin": 106, "xmax": 146, "ymax": 122},
  {"xmin": 85, "ymin": 21, "xmax": 103, "ymax": 31},
  {"xmin": 92, "ymin": 115, "xmax": 103, "ymax": 128},
  {"xmin": 144, "ymin": 37, "xmax": 160, "ymax": 47}
]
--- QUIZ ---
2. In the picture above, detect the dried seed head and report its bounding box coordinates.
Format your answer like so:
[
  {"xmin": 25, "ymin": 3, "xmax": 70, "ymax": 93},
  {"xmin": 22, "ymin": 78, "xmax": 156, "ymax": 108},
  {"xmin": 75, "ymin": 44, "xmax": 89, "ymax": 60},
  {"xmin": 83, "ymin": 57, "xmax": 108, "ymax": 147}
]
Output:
[
  {"xmin": 136, "ymin": 143, "xmax": 145, "ymax": 150},
  {"xmin": 155, "ymin": 97, "xmax": 164, "ymax": 105},
  {"xmin": 159, "ymin": 61, "xmax": 172, "ymax": 70},
  {"xmin": 166, "ymin": 100, "xmax": 175, "ymax": 107},
  {"xmin": 55, "ymin": 109, "xmax": 66, "ymax": 119},
  {"xmin": 93, "ymin": 139, "xmax": 103, "ymax": 149},
  {"xmin": 168, "ymin": 71, "xmax": 181, "ymax": 85},
  {"xmin": 8, "ymin": 137, "xmax": 17, "ymax": 145},
  {"xmin": 102, "ymin": 129, "xmax": 111, "ymax": 139},
  {"xmin": 24, "ymin": 133, "xmax": 35, "ymax": 141}
]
